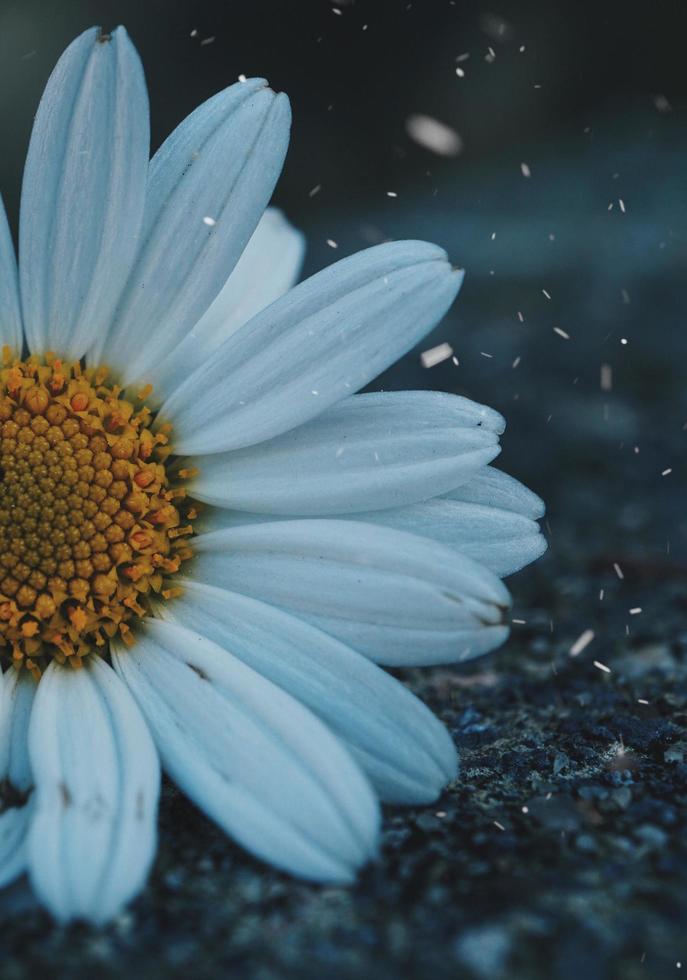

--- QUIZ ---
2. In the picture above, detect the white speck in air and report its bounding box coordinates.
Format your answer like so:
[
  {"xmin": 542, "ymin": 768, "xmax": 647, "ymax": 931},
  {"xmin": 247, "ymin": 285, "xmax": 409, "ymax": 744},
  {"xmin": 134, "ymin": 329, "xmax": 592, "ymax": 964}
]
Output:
[
  {"xmin": 420, "ymin": 342, "xmax": 453, "ymax": 368},
  {"xmin": 405, "ymin": 114, "xmax": 463, "ymax": 156},
  {"xmin": 570, "ymin": 629, "xmax": 594, "ymax": 656}
]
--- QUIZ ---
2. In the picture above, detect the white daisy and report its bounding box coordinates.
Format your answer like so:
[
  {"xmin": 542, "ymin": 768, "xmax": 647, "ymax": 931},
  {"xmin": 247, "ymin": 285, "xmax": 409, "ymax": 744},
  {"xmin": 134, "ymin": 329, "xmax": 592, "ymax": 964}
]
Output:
[{"xmin": 0, "ymin": 26, "xmax": 546, "ymax": 924}]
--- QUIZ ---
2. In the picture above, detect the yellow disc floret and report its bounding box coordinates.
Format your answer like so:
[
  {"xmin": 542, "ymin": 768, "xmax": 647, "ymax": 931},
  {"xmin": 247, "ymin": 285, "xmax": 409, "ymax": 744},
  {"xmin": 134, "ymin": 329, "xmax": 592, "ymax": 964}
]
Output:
[{"xmin": 0, "ymin": 349, "xmax": 194, "ymax": 677}]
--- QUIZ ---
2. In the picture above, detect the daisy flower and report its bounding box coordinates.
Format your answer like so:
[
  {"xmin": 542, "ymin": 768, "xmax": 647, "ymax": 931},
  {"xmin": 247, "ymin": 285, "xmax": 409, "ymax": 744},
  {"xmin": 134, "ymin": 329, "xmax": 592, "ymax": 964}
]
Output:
[{"xmin": 0, "ymin": 26, "xmax": 546, "ymax": 924}]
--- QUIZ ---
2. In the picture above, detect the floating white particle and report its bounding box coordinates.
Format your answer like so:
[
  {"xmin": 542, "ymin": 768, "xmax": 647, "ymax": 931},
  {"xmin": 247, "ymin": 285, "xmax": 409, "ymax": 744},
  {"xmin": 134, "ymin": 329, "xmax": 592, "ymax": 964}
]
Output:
[
  {"xmin": 451, "ymin": 355, "xmax": 460, "ymax": 366},
  {"xmin": 326, "ymin": 239, "xmax": 338, "ymax": 249},
  {"xmin": 456, "ymin": 52, "xmax": 470, "ymax": 63},
  {"xmin": 512, "ymin": 618, "xmax": 526, "ymax": 625},
  {"xmin": 200, "ymin": 36, "xmax": 216, "ymax": 46},
  {"xmin": 599, "ymin": 589, "xmax": 604, "ymax": 600},
  {"xmin": 613, "ymin": 563, "xmax": 624, "ymax": 579},
  {"xmin": 480, "ymin": 351, "xmax": 493, "ymax": 358},
  {"xmin": 421, "ymin": 342, "xmax": 454, "ymax": 368},
  {"xmin": 520, "ymin": 162, "xmax": 531, "ymax": 177},
  {"xmin": 202, "ymin": 216, "xmax": 217, "ymax": 227},
  {"xmin": 608, "ymin": 202, "xmax": 614, "ymax": 211},
  {"xmin": 542, "ymin": 289, "xmax": 551, "ymax": 299},
  {"xmin": 634, "ymin": 446, "xmax": 640, "ymax": 454},
  {"xmin": 662, "ymin": 468, "xmax": 672, "ymax": 476},
  {"xmin": 517, "ymin": 311, "xmax": 524, "ymax": 322},
  {"xmin": 332, "ymin": 6, "xmax": 342, "ymax": 14},
  {"xmin": 593, "ymin": 660, "xmax": 611, "ymax": 673},
  {"xmin": 480, "ymin": 12, "xmax": 513, "ymax": 40},
  {"xmin": 621, "ymin": 289, "xmax": 630, "ymax": 304},
  {"xmin": 629, "ymin": 607, "xmax": 642, "ymax": 615},
  {"xmin": 619, "ymin": 198, "xmax": 626, "ymax": 213},
  {"xmin": 519, "ymin": 44, "xmax": 526, "ymax": 52},
  {"xmin": 436, "ymin": 810, "xmax": 447, "ymax": 818},
  {"xmin": 405, "ymin": 114, "xmax": 463, "ymax": 156},
  {"xmin": 455, "ymin": 67, "xmax": 466, "ymax": 78},
  {"xmin": 521, "ymin": 805, "xmax": 529, "ymax": 813},
  {"xmin": 600, "ymin": 364, "xmax": 612, "ymax": 391},
  {"xmin": 386, "ymin": 191, "xmax": 398, "ymax": 198},
  {"xmin": 570, "ymin": 629, "xmax": 594, "ymax": 656},
  {"xmin": 512, "ymin": 356, "xmax": 521, "ymax": 368},
  {"xmin": 637, "ymin": 699, "xmax": 649, "ymax": 705},
  {"xmin": 553, "ymin": 327, "xmax": 570, "ymax": 340},
  {"xmin": 190, "ymin": 29, "xmax": 198, "ymax": 37},
  {"xmin": 308, "ymin": 184, "xmax": 322, "ymax": 198},
  {"xmin": 311, "ymin": 390, "xmax": 319, "ymax": 396},
  {"xmin": 654, "ymin": 94, "xmax": 672, "ymax": 113},
  {"xmin": 493, "ymin": 821, "xmax": 505, "ymax": 831}
]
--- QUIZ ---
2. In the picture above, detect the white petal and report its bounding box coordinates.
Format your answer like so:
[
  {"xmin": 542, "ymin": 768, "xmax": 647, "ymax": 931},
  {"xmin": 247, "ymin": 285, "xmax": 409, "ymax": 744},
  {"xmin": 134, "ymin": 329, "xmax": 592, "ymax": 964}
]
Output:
[
  {"xmin": 446, "ymin": 465, "xmax": 545, "ymax": 519},
  {"xmin": 204, "ymin": 499, "xmax": 546, "ymax": 578},
  {"xmin": 189, "ymin": 391, "xmax": 501, "ymax": 515},
  {"xmin": 92, "ymin": 80, "xmax": 291, "ymax": 383},
  {"xmin": 164, "ymin": 581, "xmax": 458, "ymax": 803},
  {"xmin": 112, "ymin": 619, "xmax": 379, "ymax": 882},
  {"xmin": 331, "ymin": 498, "xmax": 547, "ymax": 576},
  {"xmin": 191, "ymin": 520, "xmax": 510, "ymax": 666},
  {"xmin": 27, "ymin": 657, "xmax": 159, "ymax": 925},
  {"xmin": 0, "ymin": 668, "xmax": 36, "ymax": 887},
  {"xmin": 20, "ymin": 26, "xmax": 149, "ymax": 359},
  {"xmin": 161, "ymin": 240, "xmax": 463, "ymax": 456},
  {"xmin": 148, "ymin": 208, "xmax": 305, "ymax": 399},
  {"xmin": 0, "ymin": 196, "xmax": 23, "ymax": 354}
]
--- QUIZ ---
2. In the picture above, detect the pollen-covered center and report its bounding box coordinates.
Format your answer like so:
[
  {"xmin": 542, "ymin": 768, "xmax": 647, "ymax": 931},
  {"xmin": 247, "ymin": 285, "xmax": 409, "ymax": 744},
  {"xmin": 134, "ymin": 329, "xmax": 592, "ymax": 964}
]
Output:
[{"xmin": 0, "ymin": 352, "xmax": 195, "ymax": 676}]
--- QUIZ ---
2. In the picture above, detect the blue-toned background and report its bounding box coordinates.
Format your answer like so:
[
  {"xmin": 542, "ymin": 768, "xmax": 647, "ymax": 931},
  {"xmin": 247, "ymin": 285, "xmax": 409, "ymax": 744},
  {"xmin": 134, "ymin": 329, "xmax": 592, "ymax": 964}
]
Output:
[{"xmin": 0, "ymin": 2, "xmax": 685, "ymax": 978}]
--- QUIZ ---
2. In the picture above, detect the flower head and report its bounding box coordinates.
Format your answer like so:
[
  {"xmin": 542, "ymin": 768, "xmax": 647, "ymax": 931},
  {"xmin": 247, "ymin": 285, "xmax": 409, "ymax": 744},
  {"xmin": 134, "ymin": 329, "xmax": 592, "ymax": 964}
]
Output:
[{"xmin": 0, "ymin": 26, "xmax": 546, "ymax": 923}]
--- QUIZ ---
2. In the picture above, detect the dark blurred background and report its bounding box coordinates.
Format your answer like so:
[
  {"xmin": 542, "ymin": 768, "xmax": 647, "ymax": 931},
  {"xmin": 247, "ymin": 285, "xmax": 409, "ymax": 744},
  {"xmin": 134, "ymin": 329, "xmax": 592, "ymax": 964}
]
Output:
[{"xmin": 0, "ymin": 2, "xmax": 686, "ymax": 978}]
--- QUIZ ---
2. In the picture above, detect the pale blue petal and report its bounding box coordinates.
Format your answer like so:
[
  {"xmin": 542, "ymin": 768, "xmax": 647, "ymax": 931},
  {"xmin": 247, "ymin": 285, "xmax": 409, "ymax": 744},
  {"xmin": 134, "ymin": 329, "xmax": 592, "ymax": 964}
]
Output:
[
  {"xmin": 27, "ymin": 657, "xmax": 159, "ymax": 925},
  {"xmin": 161, "ymin": 240, "xmax": 463, "ymax": 456},
  {"xmin": 20, "ymin": 26, "xmax": 149, "ymax": 360},
  {"xmin": 191, "ymin": 520, "xmax": 510, "ymax": 666},
  {"xmin": 446, "ymin": 465, "xmax": 545, "ymax": 519},
  {"xmin": 148, "ymin": 207, "xmax": 305, "ymax": 400},
  {"xmin": 112, "ymin": 620, "xmax": 379, "ymax": 882},
  {"xmin": 335, "ymin": 499, "xmax": 546, "ymax": 577},
  {"xmin": 205, "ymin": 499, "xmax": 546, "ymax": 578},
  {"xmin": 164, "ymin": 581, "xmax": 458, "ymax": 803},
  {"xmin": 0, "ymin": 196, "xmax": 23, "ymax": 353},
  {"xmin": 188, "ymin": 391, "xmax": 501, "ymax": 514},
  {"xmin": 92, "ymin": 80, "xmax": 291, "ymax": 383},
  {"xmin": 305, "ymin": 619, "xmax": 510, "ymax": 666},
  {"xmin": 0, "ymin": 668, "xmax": 35, "ymax": 887}
]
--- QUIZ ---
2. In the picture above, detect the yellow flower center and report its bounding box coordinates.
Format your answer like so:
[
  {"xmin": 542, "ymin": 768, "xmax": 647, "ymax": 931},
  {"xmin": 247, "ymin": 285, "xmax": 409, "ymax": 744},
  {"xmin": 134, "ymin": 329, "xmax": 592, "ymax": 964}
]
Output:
[{"xmin": 0, "ymin": 350, "xmax": 195, "ymax": 677}]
